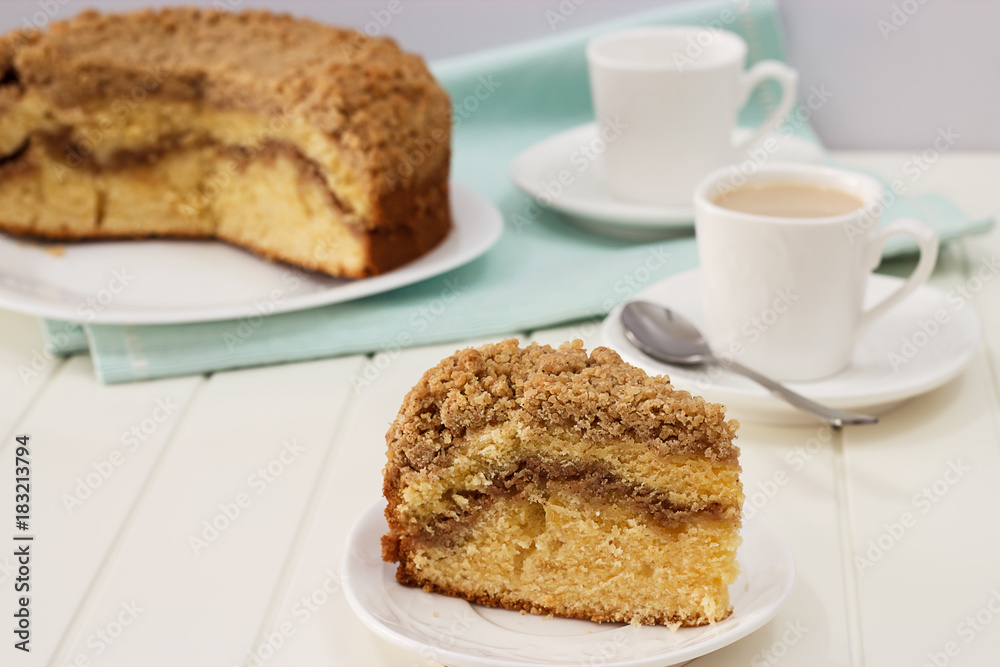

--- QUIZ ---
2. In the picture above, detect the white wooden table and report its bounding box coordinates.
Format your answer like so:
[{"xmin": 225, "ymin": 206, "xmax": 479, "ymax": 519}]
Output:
[{"xmin": 1, "ymin": 152, "xmax": 998, "ymax": 666}]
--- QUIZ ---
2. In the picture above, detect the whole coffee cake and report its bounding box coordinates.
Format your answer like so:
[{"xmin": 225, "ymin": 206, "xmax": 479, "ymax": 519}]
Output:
[{"xmin": 0, "ymin": 8, "xmax": 452, "ymax": 277}]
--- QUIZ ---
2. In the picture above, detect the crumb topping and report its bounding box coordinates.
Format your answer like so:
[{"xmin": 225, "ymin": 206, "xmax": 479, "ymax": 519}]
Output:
[{"xmin": 385, "ymin": 340, "xmax": 740, "ymax": 475}]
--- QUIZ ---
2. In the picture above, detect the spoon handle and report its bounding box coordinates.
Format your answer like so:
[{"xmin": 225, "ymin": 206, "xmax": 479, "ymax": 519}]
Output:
[{"xmin": 714, "ymin": 356, "xmax": 878, "ymax": 428}]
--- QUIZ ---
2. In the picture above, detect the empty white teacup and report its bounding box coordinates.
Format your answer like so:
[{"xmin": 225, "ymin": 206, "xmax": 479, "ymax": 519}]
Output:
[
  {"xmin": 693, "ymin": 163, "xmax": 940, "ymax": 382},
  {"xmin": 587, "ymin": 26, "xmax": 798, "ymax": 208}
]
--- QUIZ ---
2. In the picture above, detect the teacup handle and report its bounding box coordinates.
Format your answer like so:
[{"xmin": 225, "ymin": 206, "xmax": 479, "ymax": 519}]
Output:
[
  {"xmin": 732, "ymin": 60, "xmax": 798, "ymax": 154},
  {"xmin": 858, "ymin": 218, "xmax": 940, "ymax": 331}
]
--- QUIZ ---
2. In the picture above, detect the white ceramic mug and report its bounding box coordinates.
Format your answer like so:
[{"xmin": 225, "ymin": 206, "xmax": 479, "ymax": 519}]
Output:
[
  {"xmin": 586, "ymin": 26, "xmax": 798, "ymax": 208},
  {"xmin": 693, "ymin": 163, "xmax": 940, "ymax": 382}
]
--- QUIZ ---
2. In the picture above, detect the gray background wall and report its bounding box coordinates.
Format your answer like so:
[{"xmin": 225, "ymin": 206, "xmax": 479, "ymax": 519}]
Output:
[{"xmin": 2, "ymin": 0, "xmax": 997, "ymax": 150}]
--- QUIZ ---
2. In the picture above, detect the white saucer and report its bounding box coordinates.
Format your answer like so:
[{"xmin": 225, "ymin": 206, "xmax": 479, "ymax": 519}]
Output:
[
  {"xmin": 0, "ymin": 183, "xmax": 502, "ymax": 325},
  {"xmin": 509, "ymin": 123, "xmax": 825, "ymax": 240},
  {"xmin": 342, "ymin": 500, "xmax": 795, "ymax": 667},
  {"xmin": 602, "ymin": 269, "xmax": 981, "ymax": 425}
]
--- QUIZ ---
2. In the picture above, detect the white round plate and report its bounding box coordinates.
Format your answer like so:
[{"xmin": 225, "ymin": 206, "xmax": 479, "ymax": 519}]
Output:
[
  {"xmin": 509, "ymin": 123, "xmax": 825, "ymax": 240},
  {"xmin": 602, "ymin": 269, "xmax": 981, "ymax": 425},
  {"xmin": 342, "ymin": 500, "xmax": 795, "ymax": 667},
  {"xmin": 0, "ymin": 183, "xmax": 502, "ymax": 325}
]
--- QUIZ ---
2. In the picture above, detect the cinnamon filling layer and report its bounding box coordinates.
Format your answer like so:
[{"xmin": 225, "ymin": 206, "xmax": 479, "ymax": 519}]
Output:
[
  {"xmin": 0, "ymin": 90, "xmax": 380, "ymax": 219},
  {"xmin": 409, "ymin": 457, "xmax": 739, "ymax": 550},
  {"xmin": 0, "ymin": 134, "xmax": 365, "ymax": 230},
  {"xmin": 0, "ymin": 139, "xmax": 27, "ymax": 167}
]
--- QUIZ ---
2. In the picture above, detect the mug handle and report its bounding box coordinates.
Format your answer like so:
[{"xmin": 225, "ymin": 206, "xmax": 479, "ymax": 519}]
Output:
[
  {"xmin": 857, "ymin": 218, "xmax": 940, "ymax": 331},
  {"xmin": 732, "ymin": 60, "xmax": 798, "ymax": 154}
]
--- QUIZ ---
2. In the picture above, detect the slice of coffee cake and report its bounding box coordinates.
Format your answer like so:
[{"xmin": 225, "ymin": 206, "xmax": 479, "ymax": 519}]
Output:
[
  {"xmin": 0, "ymin": 8, "xmax": 451, "ymax": 278},
  {"xmin": 382, "ymin": 339, "xmax": 743, "ymax": 627}
]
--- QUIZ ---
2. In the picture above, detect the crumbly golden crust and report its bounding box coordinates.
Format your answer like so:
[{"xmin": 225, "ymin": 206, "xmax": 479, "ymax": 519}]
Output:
[
  {"xmin": 0, "ymin": 8, "xmax": 451, "ymax": 195},
  {"xmin": 362, "ymin": 156, "xmax": 451, "ymax": 276},
  {"xmin": 385, "ymin": 339, "xmax": 739, "ymax": 479},
  {"xmin": 403, "ymin": 576, "xmax": 731, "ymax": 627}
]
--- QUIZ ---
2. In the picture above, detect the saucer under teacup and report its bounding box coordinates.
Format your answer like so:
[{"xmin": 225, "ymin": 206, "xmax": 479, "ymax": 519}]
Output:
[
  {"xmin": 602, "ymin": 269, "xmax": 980, "ymax": 425},
  {"xmin": 509, "ymin": 123, "xmax": 825, "ymax": 240}
]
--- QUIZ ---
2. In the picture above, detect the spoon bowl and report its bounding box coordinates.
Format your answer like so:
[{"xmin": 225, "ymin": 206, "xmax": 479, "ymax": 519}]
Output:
[{"xmin": 621, "ymin": 300, "xmax": 714, "ymax": 365}]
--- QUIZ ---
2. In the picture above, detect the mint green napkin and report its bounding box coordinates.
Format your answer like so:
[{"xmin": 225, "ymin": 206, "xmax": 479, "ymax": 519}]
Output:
[{"xmin": 42, "ymin": 0, "xmax": 993, "ymax": 383}]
